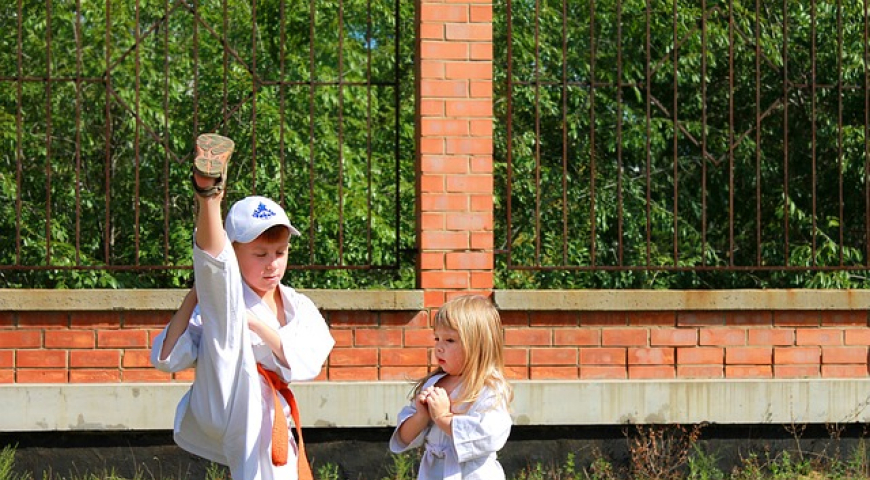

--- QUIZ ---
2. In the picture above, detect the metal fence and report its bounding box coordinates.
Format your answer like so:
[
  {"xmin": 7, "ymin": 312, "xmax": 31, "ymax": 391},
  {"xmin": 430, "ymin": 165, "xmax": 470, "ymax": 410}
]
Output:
[
  {"xmin": 6, "ymin": 0, "xmax": 870, "ymax": 290},
  {"xmin": 494, "ymin": 0, "xmax": 870, "ymax": 287},
  {"xmin": 0, "ymin": 0, "xmax": 415, "ymax": 288}
]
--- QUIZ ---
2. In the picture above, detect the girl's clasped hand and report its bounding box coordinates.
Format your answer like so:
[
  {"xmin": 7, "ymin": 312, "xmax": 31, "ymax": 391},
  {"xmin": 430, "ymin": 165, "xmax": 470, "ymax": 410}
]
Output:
[{"xmin": 419, "ymin": 386, "xmax": 452, "ymax": 420}]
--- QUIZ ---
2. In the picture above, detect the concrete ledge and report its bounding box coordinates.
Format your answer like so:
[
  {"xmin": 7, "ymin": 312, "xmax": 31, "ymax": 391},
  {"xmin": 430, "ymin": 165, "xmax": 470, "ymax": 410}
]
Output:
[
  {"xmin": 0, "ymin": 289, "xmax": 424, "ymax": 311},
  {"xmin": 5, "ymin": 289, "xmax": 870, "ymax": 312},
  {"xmin": 494, "ymin": 289, "xmax": 870, "ymax": 311},
  {"xmin": 509, "ymin": 379, "xmax": 870, "ymax": 425},
  {"xmin": 3, "ymin": 380, "xmax": 869, "ymax": 431}
]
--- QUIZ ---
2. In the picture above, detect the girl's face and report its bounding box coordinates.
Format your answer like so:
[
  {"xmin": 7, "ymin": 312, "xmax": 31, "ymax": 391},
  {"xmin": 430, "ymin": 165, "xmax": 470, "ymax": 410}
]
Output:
[
  {"xmin": 234, "ymin": 236, "xmax": 289, "ymax": 297},
  {"xmin": 433, "ymin": 326, "xmax": 465, "ymax": 376}
]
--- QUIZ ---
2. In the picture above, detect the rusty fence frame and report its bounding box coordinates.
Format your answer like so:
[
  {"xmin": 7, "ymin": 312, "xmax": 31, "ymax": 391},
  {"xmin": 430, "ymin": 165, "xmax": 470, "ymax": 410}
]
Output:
[
  {"xmin": 0, "ymin": 0, "xmax": 411, "ymax": 284},
  {"xmin": 496, "ymin": 0, "xmax": 870, "ymax": 276}
]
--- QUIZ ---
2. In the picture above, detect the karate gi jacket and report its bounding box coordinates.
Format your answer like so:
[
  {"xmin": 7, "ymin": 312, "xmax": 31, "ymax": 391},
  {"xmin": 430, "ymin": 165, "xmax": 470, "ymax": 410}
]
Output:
[
  {"xmin": 389, "ymin": 373, "xmax": 512, "ymax": 480},
  {"xmin": 151, "ymin": 237, "xmax": 335, "ymax": 480}
]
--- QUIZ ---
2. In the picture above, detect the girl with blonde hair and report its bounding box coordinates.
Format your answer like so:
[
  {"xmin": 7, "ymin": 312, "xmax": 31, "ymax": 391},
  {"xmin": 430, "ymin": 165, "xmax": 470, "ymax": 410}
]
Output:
[{"xmin": 390, "ymin": 294, "xmax": 513, "ymax": 480}]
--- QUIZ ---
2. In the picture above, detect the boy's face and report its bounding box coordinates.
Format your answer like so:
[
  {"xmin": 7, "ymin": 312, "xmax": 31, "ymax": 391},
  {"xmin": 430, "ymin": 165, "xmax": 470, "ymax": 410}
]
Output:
[{"xmin": 233, "ymin": 234, "xmax": 291, "ymax": 297}]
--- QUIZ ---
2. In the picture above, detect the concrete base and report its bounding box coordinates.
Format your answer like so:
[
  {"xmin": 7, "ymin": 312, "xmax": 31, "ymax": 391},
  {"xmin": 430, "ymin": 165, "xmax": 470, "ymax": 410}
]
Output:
[{"xmin": 3, "ymin": 379, "xmax": 870, "ymax": 432}]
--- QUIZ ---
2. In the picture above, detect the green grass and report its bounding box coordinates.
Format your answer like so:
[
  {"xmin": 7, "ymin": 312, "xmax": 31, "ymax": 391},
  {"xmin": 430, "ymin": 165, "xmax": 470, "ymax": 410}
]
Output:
[{"xmin": 4, "ymin": 433, "xmax": 870, "ymax": 480}]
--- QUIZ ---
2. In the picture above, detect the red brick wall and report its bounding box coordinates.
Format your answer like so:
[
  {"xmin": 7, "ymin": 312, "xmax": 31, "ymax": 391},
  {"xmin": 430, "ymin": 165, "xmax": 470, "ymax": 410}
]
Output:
[
  {"xmin": 2, "ymin": 308, "xmax": 869, "ymax": 383},
  {"xmin": 0, "ymin": 310, "xmax": 191, "ymax": 383},
  {"xmin": 499, "ymin": 310, "xmax": 870, "ymax": 380},
  {"xmin": 418, "ymin": 0, "xmax": 494, "ymax": 307}
]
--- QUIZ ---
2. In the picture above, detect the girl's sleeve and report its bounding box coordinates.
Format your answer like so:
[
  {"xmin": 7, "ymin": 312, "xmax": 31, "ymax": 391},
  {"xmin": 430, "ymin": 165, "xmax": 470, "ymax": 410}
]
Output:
[
  {"xmin": 389, "ymin": 403, "xmax": 427, "ymax": 453},
  {"xmin": 451, "ymin": 390, "xmax": 513, "ymax": 463},
  {"xmin": 150, "ymin": 309, "xmax": 203, "ymax": 372},
  {"xmin": 274, "ymin": 291, "xmax": 336, "ymax": 381}
]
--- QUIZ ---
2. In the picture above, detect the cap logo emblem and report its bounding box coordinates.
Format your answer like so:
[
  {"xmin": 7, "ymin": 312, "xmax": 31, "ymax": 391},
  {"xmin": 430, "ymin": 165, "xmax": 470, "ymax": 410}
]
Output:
[{"xmin": 252, "ymin": 202, "xmax": 276, "ymax": 220}]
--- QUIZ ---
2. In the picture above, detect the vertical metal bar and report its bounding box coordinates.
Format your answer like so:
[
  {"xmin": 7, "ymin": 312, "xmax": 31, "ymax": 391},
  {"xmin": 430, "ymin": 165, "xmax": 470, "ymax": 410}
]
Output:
[
  {"xmin": 726, "ymin": 0, "xmax": 733, "ymax": 266},
  {"xmin": 193, "ymin": 0, "xmax": 200, "ymax": 139},
  {"xmin": 223, "ymin": 0, "xmax": 229, "ymax": 130},
  {"xmin": 394, "ymin": 0, "xmax": 401, "ymax": 267},
  {"xmin": 366, "ymin": 0, "xmax": 373, "ymax": 265},
  {"xmin": 616, "ymin": 0, "xmax": 624, "ymax": 266},
  {"xmin": 15, "ymin": 0, "xmax": 23, "ymax": 265},
  {"xmin": 783, "ymin": 0, "xmax": 790, "ymax": 264},
  {"xmin": 338, "ymin": 0, "xmax": 346, "ymax": 265},
  {"xmin": 589, "ymin": 0, "xmax": 597, "ymax": 265},
  {"xmin": 279, "ymin": 0, "xmax": 286, "ymax": 206},
  {"xmin": 308, "ymin": 0, "xmax": 316, "ymax": 262},
  {"xmin": 134, "ymin": 0, "xmax": 141, "ymax": 264},
  {"xmin": 645, "ymin": 0, "xmax": 652, "ymax": 266},
  {"xmin": 672, "ymin": 0, "xmax": 679, "ymax": 265},
  {"xmin": 865, "ymin": 0, "xmax": 870, "ymax": 264},
  {"xmin": 811, "ymin": 0, "xmax": 817, "ymax": 267},
  {"xmin": 702, "ymin": 0, "xmax": 708, "ymax": 266},
  {"xmin": 837, "ymin": 0, "xmax": 844, "ymax": 264},
  {"xmin": 506, "ymin": 0, "xmax": 514, "ymax": 268},
  {"xmin": 163, "ymin": 0, "xmax": 171, "ymax": 262},
  {"xmin": 75, "ymin": 0, "xmax": 83, "ymax": 265},
  {"xmin": 533, "ymin": 0, "xmax": 541, "ymax": 266},
  {"xmin": 755, "ymin": 0, "xmax": 762, "ymax": 266},
  {"xmin": 252, "ymin": 0, "xmax": 259, "ymax": 194},
  {"xmin": 104, "ymin": 0, "xmax": 112, "ymax": 265},
  {"xmin": 45, "ymin": 0, "xmax": 53, "ymax": 265},
  {"xmin": 561, "ymin": 0, "xmax": 568, "ymax": 265}
]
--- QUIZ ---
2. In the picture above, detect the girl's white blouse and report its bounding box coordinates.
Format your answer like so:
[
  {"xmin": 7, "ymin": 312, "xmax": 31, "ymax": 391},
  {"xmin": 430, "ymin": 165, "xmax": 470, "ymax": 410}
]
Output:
[{"xmin": 390, "ymin": 373, "xmax": 512, "ymax": 480}]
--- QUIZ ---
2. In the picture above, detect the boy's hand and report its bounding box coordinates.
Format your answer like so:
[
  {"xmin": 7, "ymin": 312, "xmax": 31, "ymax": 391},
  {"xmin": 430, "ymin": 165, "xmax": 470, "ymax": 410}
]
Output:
[
  {"xmin": 246, "ymin": 314, "xmax": 266, "ymax": 335},
  {"xmin": 193, "ymin": 172, "xmax": 225, "ymax": 200},
  {"xmin": 246, "ymin": 313, "xmax": 289, "ymax": 366}
]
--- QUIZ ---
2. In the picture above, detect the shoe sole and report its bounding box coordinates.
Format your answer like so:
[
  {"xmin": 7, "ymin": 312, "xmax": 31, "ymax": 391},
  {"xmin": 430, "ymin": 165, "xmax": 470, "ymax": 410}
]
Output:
[{"xmin": 194, "ymin": 134, "xmax": 234, "ymax": 178}]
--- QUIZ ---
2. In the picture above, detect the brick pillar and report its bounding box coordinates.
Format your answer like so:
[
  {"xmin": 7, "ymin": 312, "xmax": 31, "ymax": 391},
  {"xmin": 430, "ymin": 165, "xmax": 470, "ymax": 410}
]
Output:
[{"xmin": 417, "ymin": 1, "xmax": 494, "ymax": 307}]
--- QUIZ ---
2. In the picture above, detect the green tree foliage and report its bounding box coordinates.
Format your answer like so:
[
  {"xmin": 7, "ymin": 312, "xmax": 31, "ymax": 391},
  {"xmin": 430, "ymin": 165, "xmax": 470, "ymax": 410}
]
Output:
[
  {"xmin": 494, "ymin": 0, "xmax": 870, "ymax": 288},
  {"xmin": 0, "ymin": 0, "xmax": 416, "ymax": 289}
]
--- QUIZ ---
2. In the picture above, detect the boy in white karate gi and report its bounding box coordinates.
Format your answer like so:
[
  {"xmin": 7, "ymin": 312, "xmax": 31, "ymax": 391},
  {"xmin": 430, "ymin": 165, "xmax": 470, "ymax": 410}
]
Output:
[{"xmin": 151, "ymin": 133, "xmax": 334, "ymax": 480}]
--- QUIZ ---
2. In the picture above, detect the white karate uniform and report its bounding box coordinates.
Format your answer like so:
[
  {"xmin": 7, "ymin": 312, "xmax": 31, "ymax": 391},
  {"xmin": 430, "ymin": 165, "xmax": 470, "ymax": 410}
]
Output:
[
  {"xmin": 151, "ymin": 236, "xmax": 335, "ymax": 480},
  {"xmin": 389, "ymin": 374, "xmax": 512, "ymax": 480}
]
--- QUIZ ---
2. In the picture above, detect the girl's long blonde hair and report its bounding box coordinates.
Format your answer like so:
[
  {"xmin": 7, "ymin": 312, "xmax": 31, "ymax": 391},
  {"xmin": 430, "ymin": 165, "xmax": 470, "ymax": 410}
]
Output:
[{"xmin": 414, "ymin": 295, "xmax": 513, "ymax": 412}]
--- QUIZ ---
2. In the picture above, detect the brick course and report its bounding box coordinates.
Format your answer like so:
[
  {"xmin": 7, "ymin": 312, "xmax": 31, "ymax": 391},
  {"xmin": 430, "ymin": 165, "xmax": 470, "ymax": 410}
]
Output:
[{"xmin": 2, "ymin": 308, "xmax": 862, "ymax": 382}]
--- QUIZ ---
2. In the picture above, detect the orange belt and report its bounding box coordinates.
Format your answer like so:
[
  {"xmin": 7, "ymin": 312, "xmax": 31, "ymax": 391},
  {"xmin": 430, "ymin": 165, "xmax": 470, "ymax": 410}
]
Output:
[{"xmin": 257, "ymin": 364, "xmax": 313, "ymax": 480}]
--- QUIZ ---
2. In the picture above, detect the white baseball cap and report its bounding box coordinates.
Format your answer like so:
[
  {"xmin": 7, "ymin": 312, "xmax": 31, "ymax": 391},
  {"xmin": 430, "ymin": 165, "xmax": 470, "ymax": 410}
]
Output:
[{"xmin": 225, "ymin": 196, "xmax": 301, "ymax": 243}]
